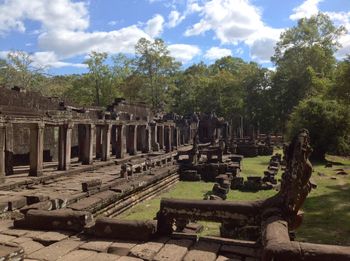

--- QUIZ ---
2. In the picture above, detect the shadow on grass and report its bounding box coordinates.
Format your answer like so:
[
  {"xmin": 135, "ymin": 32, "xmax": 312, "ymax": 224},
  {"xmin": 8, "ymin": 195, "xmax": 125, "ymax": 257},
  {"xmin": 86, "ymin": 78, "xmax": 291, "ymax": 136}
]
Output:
[{"xmin": 297, "ymin": 184, "xmax": 350, "ymax": 246}]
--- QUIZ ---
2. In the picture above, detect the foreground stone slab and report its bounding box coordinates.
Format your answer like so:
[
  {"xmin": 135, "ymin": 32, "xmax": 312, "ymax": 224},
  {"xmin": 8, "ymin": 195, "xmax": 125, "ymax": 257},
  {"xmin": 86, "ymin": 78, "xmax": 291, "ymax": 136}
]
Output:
[
  {"xmin": 107, "ymin": 241, "xmax": 137, "ymax": 256},
  {"xmin": 183, "ymin": 241, "xmax": 220, "ymax": 261},
  {"xmin": 0, "ymin": 234, "xmax": 16, "ymax": 243},
  {"xmin": 153, "ymin": 239, "xmax": 193, "ymax": 261},
  {"xmin": 117, "ymin": 256, "xmax": 143, "ymax": 261},
  {"xmin": 57, "ymin": 249, "xmax": 96, "ymax": 261},
  {"xmin": 220, "ymin": 245, "xmax": 261, "ymax": 258},
  {"xmin": 79, "ymin": 240, "xmax": 113, "ymax": 252},
  {"xmin": 20, "ymin": 240, "xmax": 45, "ymax": 256},
  {"xmin": 28, "ymin": 239, "xmax": 83, "ymax": 261},
  {"xmin": 130, "ymin": 241, "xmax": 166, "ymax": 260},
  {"xmin": 0, "ymin": 242, "xmax": 24, "ymax": 260},
  {"xmin": 84, "ymin": 252, "xmax": 120, "ymax": 261},
  {"xmin": 31, "ymin": 231, "xmax": 70, "ymax": 245},
  {"xmin": 91, "ymin": 218, "xmax": 157, "ymax": 241},
  {"xmin": 14, "ymin": 209, "xmax": 93, "ymax": 232}
]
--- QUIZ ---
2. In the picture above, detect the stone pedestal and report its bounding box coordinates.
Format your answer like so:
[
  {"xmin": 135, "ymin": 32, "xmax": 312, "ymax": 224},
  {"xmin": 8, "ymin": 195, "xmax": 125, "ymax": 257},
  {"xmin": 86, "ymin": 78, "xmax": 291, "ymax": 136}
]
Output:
[
  {"xmin": 29, "ymin": 123, "xmax": 45, "ymax": 176},
  {"xmin": 58, "ymin": 123, "xmax": 73, "ymax": 171}
]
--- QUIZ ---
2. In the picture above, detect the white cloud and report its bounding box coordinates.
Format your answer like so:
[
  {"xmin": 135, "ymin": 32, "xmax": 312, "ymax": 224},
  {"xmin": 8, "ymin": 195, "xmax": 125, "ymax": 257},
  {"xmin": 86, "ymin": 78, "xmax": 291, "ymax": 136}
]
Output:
[
  {"xmin": 204, "ymin": 47, "xmax": 232, "ymax": 60},
  {"xmin": 184, "ymin": 0, "xmax": 283, "ymax": 62},
  {"xmin": 337, "ymin": 34, "xmax": 350, "ymax": 59},
  {"xmin": 108, "ymin": 21, "xmax": 118, "ymax": 26},
  {"xmin": 289, "ymin": 0, "xmax": 322, "ymax": 21},
  {"xmin": 38, "ymin": 26, "xmax": 151, "ymax": 59},
  {"xmin": 235, "ymin": 47, "xmax": 243, "ymax": 55},
  {"xmin": 0, "ymin": 50, "xmax": 86, "ymax": 68},
  {"xmin": 184, "ymin": 0, "xmax": 265, "ymax": 43},
  {"xmin": 31, "ymin": 51, "xmax": 86, "ymax": 68},
  {"xmin": 145, "ymin": 14, "xmax": 165, "ymax": 37},
  {"xmin": 168, "ymin": 44, "xmax": 201, "ymax": 63},
  {"xmin": 325, "ymin": 11, "xmax": 350, "ymax": 59},
  {"xmin": 0, "ymin": 0, "xmax": 89, "ymax": 35},
  {"xmin": 167, "ymin": 10, "xmax": 185, "ymax": 28}
]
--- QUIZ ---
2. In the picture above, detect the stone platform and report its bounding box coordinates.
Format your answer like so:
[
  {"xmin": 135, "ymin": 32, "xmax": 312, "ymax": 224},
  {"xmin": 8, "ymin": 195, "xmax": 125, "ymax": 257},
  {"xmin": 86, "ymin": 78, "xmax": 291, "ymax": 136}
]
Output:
[{"xmin": 0, "ymin": 219, "xmax": 259, "ymax": 261}]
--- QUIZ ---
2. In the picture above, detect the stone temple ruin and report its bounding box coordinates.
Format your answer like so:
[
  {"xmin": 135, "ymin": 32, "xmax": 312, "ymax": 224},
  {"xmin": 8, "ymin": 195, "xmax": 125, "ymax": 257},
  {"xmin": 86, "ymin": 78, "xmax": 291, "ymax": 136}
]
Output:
[{"xmin": 0, "ymin": 87, "xmax": 350, "ymax": 260}]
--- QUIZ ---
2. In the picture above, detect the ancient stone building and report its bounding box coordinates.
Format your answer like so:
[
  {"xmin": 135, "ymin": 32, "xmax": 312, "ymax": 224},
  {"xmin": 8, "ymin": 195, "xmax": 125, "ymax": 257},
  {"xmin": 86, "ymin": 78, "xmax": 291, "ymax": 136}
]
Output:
[{"xmin": 0, "ymin": 87, "xmax": 349, "ymax": 260}]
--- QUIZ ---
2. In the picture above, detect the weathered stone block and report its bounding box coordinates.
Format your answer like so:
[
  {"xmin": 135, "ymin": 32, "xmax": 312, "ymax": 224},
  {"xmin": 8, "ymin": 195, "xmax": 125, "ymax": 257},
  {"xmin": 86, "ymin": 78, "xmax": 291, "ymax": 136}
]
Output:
[
  {"xmin": 14, "ymin": 209, "xmax": 93, "ymax": 232},
  {"xmin": 91, "ymin": 218, "xmax": 157, "ymax": 241}
]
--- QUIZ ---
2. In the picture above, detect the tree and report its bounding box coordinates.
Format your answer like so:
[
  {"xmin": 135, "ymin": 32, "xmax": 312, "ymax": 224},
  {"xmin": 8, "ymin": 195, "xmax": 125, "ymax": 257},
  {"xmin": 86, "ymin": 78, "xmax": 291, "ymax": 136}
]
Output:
[
  {"xmin": 134, "ymin": 38, "xmax": 181, "ymax": 112},
  {"xmin": 271, "ymin": 13, "xmax": 346, "ymax": 131},
  {"xmin": 332, "ymin": 55, "xmax": 350, "ymax": 104},
  {"xmin": 3, "ymin": 51, "xmax": 45, "ymax": 91},
  {"xmin": 171, "ymin": 62, "xmax": 210, "ymax": 115},
  {"xmin": 287, "ymin": 97, "xmax": 350, "ymax": 160}
]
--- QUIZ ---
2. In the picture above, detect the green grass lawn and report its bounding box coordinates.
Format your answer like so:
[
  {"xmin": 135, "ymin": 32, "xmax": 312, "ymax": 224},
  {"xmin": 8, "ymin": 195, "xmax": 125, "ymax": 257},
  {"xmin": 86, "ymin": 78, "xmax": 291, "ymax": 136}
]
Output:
[{"xmin": 119, "ymin": 151, "xmax": 350, "ymax": 246}]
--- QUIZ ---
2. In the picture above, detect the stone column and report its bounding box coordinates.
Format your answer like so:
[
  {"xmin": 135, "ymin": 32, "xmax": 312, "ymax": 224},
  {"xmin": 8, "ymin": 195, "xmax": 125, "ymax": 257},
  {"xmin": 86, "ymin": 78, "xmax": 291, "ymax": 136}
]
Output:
[
  {"xmin": 95, "ymin": 126, "xmax": 102, "ymax": 159},
  {"xmin": 5, "ymin": 123, "xmax": 14, "ymax": 175},
  {"xmin": 29, "ymin": 123, "xmax": 45, "ymax": 176},
  {"xmin": 116, "ymin": 125, "xmax": 126, "ymax": 159},
  {"xmin": 0, "ymin": 123, "xmax": 5, "ymax": 183},
  {"xmin": 140, "ymin": 125, "xmax": 151, "ymax": 153},
  {"xmin": 111, "ymin": 125, "xmax": 117, "ymax": 155},
  {"xmin": 101, "ymin": 124, "xmax": 112, "ymax": 161},
  {"xmin": 165, "ymin": 126, "xmax": 172, "ymax": 153},
  {"xmin": 174, "ymin": 127, "xmax": 179, "ymax": 149},
  {"xmin": 58, "ymin": 123, "xmax": 73, "ymax": 171},
  {"xmin": 127, "ymin": 125, "xmax": 137, "ymax": 155},
  {"xmin": 158, "ymin": 125, "xmax": 164, "ymax": 150},
  {"xmin": 150, "ymin": 124, "xmax": 159, "ymax": 151},
  {"xmin": 82, "ymin": 124, "xmax": 94, "ymax": 165}
]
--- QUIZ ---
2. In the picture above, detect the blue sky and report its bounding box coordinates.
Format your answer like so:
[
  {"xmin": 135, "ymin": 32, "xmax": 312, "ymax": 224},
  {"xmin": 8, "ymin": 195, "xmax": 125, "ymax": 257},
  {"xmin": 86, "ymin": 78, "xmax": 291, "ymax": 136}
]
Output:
[{"xmin": 0, "ymin": 0, "xmax": 349, "ymax": 75}]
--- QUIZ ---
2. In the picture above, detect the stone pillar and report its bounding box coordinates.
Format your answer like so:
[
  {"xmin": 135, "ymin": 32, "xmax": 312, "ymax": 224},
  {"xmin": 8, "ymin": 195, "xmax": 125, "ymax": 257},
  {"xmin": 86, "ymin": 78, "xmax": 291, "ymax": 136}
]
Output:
[
  {"xmin": 111, "ymin": 125, "xmax": 117, "ymax": 155},
  {"xmin": 78, "ymin": 124, "xmax": 85, "ymax": 162},
  {"xmin": 140, "ymin": 125, "xmax": 151, "ymax": 153},
  {"xmin": 165, "ymin": 126, "xmax": 172, "ymax": 153},
  {"xmin": 29, "ymin": 123, "xmax": 45, "ymax": 176},
  {"xmin": 127, "ymin": 125, "xmax": 137, "ymax": 155},
  {"xmin": 158, "ymin": 125, "xmax": 164, "ymax": 150},
  {"xmin": 101, "ymin": 124, "xmax": 112, "ymax": 161},
  {"xmin": 0, "ymin": 124, "xmax": 5, "ymax": 182},
  {"xmin": 116, "ymin": 125, "xmax": 126, "ymax": 159},
  {"xmin": 5, "ymin": 123, "xmax": 14, "ymax": 175},
  {"xmin": 82, "ymin": 124, "xmax": 95, "ymax": 165},
  {"xmin": 95, "ymin": 126, "xmax": 102, "ymax": 159},
  {"xmin": 150, "ymin": 124, "xmax": 159, "ymax": 151},
  {"xmin": 174, "ymin": 127, "xmax": 179, "ymax": 149},
  {"xmin": 58, "ymin": 123, "xmax": 73, "ymax": 171}
]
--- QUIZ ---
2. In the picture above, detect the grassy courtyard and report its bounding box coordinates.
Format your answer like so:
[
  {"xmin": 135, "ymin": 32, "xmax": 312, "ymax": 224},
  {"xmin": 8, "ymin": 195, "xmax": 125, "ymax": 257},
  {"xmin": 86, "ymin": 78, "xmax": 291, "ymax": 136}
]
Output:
[{"xmin": 119, "ymin": 152, "xmax": 350, "ymax": 246}]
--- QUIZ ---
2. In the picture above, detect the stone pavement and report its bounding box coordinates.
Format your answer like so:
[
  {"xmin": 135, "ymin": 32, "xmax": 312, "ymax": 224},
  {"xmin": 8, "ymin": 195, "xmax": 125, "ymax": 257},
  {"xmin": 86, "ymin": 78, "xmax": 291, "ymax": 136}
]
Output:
[{"xmin": 0, "ymin": 220, "xmax": 260, "ymax": 261}]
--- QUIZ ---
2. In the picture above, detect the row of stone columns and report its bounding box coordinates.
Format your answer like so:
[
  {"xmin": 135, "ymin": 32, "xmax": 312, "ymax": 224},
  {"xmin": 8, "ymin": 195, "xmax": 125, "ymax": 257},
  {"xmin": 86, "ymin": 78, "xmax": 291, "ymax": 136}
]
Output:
[{"xmin": 0, "ymin": 121, "xmax": 184, "ymax": 180}]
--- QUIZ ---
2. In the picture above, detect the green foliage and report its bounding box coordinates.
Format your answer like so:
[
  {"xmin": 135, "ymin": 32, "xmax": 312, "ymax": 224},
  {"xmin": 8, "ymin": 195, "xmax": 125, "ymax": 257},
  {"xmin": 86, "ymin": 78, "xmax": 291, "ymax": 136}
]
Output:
[
  {"xmin": 271, "ymin": 13, "xmax": 346, "ymax": 131},
  {"xmin": 134, "ymin": 38, "xmax": 181, "ymax": 112},
  {"xmin": 287, "ymin": 97, "xmax": 350, "ymax": 160},
  {"xmin": 1, "ymin": 51, "xmax": 46, "ymax": 91},
  {"xmin": 331, "ymin": 55, "xmax": 350, "ymax": 104}
]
